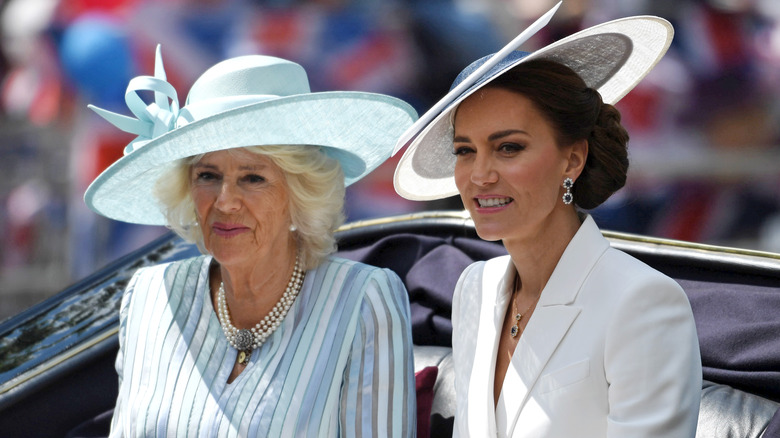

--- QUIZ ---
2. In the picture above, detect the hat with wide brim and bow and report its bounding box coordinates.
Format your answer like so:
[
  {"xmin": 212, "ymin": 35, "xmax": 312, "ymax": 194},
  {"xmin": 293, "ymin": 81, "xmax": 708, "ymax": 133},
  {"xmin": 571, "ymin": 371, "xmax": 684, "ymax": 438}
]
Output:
[
  {"xmin": 84, "ymin": 46, "xmax": 417, "ymax": 225},
  {"xmin": 393, "ymin": 5, "xmax": 673, "ymax": 201}
]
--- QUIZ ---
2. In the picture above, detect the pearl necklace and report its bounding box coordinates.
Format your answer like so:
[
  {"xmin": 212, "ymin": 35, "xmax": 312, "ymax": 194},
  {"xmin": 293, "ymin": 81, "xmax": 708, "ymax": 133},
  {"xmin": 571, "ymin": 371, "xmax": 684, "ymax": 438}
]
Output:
[{"xmin": 217, "ymin": 255, "xmax": 305, "ymax": 365}]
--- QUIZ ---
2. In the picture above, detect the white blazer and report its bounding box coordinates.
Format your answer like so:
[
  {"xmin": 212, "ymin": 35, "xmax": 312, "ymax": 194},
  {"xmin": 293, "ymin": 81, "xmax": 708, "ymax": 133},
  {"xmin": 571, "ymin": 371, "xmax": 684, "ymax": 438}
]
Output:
[{"xmin": 451, "ymin": 216, "xmax": 701, "ymax": 438}]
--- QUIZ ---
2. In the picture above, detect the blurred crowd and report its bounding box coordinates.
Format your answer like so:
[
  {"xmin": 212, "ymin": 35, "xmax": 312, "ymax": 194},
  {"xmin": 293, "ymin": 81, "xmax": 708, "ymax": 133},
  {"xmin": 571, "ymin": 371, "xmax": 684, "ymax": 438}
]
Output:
[{"xmin": 1, "ymin": 0, "xmax": 780, "ymax": 314}]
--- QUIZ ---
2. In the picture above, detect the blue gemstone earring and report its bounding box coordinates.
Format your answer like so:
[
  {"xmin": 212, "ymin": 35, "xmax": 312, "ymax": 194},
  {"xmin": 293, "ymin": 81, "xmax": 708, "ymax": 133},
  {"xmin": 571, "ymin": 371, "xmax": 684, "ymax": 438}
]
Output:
[{"xmin": 562, "ymin": 178, "xmax": 574, "ymax": 205}]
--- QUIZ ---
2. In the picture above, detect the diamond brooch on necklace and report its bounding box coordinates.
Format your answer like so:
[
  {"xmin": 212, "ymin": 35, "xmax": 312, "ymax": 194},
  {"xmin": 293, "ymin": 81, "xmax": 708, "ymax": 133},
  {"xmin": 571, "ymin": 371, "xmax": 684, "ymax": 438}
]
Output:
[{"xmin": 217, "ymin": 255, "xmax": 305, "ymax": 365}]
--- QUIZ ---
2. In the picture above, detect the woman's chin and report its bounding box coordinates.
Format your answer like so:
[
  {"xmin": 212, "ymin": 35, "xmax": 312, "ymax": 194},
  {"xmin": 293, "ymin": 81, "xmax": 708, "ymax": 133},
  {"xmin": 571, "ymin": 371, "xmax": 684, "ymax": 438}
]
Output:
[
  {"xmin": 208, "ymin": 248, "xmax": 252, "ymax": 267},
  {"xmin": 473, "ymin": 225, "xmax": 506, "ymax": 242}
]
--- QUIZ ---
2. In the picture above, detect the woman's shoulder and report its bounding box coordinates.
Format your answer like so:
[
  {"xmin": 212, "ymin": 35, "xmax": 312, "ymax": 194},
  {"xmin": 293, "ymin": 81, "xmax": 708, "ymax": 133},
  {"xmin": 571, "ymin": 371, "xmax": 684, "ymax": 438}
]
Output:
[
  {"xmin": 600, "ymin": 247, "xmax": 680, "ymax": 289},
  {"xmin": 592, "ymin": 247, "xmax": 689, "ymax": 313},
  {"xmin": 306, "ymin": 257, "xmax": 410, "ymax": 319},
  {"xmin": 320, "ymin": 256, "xmax": 399, "ymax": 278},
  {"xmin": 128, "ymin": 255, "xmax": 211, "ymax": 288},
  {"xmin": 453, "ymin": 255, "xmax": 510, "ymax": 308},
  {"xmin": 579, "ymin": 216, "xmax": 684, "ymax": 296},
  {"xmin": 314, "ymin": 256, "xmax": 407, "ymax": 297},
  {"xmin": 459, "ymin": 254, "xmax": 510, "ymax": 281},
  {"xmin": 119, "ymin": 256, "xmax": 211, "ymax": 326}
]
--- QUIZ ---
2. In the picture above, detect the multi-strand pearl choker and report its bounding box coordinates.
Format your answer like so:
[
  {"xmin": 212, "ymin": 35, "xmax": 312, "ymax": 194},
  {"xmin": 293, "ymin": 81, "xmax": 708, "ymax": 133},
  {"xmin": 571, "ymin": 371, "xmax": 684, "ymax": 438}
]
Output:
[{"xmin": 217, "ymin": 255, "xmax": 305, "ymax": 365}]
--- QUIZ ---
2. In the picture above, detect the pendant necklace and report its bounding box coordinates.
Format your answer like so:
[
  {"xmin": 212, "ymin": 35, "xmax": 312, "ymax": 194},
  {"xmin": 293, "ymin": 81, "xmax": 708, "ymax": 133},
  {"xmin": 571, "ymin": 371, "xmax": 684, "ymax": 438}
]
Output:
[
  {"xmin": 509, "ymin": 274, "xmax": 540, "ymax": 338},
  {"xmin": 217, "ymin": 255, "xmax": 305, "ymax": 365}
]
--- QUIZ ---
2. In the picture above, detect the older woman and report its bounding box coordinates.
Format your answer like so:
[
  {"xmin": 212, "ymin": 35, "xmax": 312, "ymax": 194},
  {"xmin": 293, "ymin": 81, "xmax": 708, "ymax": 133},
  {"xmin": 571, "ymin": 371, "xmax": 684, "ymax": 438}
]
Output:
[
  {"xmin": 85, "ymin": 47, "xmax": 417, "ymax": 437},
  {"xmin": 394, "ymin": 15, "xmax": 701, "ymax": 438}
]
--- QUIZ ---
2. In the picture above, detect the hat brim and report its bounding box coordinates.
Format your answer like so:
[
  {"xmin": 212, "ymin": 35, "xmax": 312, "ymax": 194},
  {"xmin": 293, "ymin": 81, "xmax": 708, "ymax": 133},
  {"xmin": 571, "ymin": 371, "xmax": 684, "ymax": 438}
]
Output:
[
  {"xmin": 393, "ymin": 16, "xmax": 673, "ymax": 201},
  {"xmin": 86, "ymin": 91, "xmax": 416, "ymax": 225}
]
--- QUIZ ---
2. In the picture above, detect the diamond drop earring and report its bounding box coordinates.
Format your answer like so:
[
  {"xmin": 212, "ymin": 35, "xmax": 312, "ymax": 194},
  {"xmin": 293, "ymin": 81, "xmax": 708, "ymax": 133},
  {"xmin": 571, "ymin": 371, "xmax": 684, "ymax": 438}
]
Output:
[{"xmin": 562, "ymin": 178, "xmax": 574, "ymax": 205}]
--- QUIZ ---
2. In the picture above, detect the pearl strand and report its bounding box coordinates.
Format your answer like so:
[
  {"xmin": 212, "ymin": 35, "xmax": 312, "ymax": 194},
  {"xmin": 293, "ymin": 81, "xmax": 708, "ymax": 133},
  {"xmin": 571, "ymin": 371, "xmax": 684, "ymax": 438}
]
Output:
[{"xmin": 217, "ymin": 255, "xmax": 305, "ymax": 361}]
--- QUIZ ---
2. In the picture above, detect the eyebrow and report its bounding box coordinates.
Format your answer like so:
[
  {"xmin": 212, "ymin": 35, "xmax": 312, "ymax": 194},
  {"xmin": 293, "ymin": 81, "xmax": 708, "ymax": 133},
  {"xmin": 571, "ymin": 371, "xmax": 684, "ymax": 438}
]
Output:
[
  {"xmin": 453, "ymin": 129, "xmax": 529, "ymax": 143},
  {"xmin": 192, "ymin": 162, "xmax": 267, "ymax": 172}
]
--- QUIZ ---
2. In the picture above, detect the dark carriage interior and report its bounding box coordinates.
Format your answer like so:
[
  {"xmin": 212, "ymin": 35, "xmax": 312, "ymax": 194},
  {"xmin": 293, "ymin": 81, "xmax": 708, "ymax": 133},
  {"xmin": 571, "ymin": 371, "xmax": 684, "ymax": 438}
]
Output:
[{"xmin": 1, "ymin": 213, "xmax": 779, "ymax": 437}]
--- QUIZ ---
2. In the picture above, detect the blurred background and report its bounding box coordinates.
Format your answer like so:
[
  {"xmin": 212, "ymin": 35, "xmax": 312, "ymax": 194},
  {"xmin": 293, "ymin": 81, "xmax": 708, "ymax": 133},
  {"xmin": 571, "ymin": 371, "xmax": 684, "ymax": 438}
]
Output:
[{"xmin": 1, "ymin": 0, "xmax": 779, "ymax": 319}]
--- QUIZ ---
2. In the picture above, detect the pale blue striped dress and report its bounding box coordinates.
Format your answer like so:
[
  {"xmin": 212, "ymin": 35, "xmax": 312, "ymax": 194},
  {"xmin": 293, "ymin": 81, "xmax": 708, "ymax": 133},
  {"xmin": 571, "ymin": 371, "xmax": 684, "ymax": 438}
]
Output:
[{"xmin": 109, "ymin": 255, "xmax": 416, "ymax": 437}]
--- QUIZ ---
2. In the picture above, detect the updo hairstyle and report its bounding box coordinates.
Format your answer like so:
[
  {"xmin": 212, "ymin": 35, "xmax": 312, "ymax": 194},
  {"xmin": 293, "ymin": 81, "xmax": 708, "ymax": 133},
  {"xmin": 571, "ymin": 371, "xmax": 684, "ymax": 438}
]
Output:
[{"xmin": 486, "ymin": 59, "xmax": 629, "ymax": 209}]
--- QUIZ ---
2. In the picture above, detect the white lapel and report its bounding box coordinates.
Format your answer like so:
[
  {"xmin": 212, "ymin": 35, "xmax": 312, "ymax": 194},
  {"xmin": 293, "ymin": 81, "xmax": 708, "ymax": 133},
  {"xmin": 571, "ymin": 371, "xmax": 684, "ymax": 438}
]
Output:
[
  {"xmin": 497, "ymin": 216, "xmax": 609, "ymax": 437},
  {"xmin": 467, "ymin": 255, "xmax": 515, "ymax": 437}
]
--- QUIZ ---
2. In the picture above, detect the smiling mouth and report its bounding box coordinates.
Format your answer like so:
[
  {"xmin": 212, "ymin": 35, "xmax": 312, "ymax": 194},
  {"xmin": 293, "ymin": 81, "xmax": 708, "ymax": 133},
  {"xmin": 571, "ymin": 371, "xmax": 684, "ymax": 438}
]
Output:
[{"xmin": 476, "ymin": 197, "xmax": 513, "ymax": 208}]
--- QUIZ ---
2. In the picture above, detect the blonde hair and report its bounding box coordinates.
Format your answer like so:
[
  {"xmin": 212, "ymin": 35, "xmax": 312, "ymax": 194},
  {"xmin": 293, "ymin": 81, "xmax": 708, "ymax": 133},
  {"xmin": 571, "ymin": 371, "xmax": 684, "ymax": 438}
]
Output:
[{"xmin": 154, "ymin": 145, "xmax": 346, "ymax": 270}]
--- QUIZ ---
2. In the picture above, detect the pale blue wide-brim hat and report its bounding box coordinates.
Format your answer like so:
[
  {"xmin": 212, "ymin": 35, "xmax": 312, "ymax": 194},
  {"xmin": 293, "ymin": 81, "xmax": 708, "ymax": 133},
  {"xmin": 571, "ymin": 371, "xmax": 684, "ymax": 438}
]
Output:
[
  {"xmin": 393, "ymin": 13, "xmax": 674, "ymax": 201},
  {"xmin": 84, "ymin": 46, "xmax": 417, "ymax": 225}
]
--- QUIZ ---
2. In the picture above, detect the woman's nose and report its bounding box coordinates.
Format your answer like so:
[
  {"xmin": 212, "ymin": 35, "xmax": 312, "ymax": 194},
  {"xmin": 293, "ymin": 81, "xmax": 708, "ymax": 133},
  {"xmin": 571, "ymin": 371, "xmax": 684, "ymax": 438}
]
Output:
[
  {"xmin": 214, "ymin": 182, "xmax": 242, "ymax": 212},
  {"xmin": 470, "ymin": 154, "xmax": 498, "ymax": 186}
]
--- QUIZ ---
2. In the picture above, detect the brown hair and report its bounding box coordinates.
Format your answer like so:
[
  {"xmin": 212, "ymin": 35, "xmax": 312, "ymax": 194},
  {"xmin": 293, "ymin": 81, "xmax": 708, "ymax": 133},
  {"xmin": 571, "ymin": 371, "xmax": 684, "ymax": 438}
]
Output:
[{"xmin": 486, "ymin": 59, "xmax": 629, "ymax": 209}]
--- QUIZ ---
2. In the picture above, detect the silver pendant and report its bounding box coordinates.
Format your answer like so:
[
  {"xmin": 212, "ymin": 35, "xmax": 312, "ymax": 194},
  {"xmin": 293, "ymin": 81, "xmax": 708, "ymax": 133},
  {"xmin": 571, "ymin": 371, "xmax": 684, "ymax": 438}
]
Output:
[{"xmin": 234, "ymin": 329, "xmax": 254, "ymax": 351}]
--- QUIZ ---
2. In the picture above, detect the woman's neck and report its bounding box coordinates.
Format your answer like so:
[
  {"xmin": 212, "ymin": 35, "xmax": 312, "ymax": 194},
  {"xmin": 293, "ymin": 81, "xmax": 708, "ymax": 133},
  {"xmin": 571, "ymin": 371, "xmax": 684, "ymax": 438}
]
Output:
[
  {"xmin": 503, "ymin": 210, "xmax": 582, "ymax": 295},
  {"xmin": 215, "ymin": 244, "xmax": 298, "ymax": 327}
]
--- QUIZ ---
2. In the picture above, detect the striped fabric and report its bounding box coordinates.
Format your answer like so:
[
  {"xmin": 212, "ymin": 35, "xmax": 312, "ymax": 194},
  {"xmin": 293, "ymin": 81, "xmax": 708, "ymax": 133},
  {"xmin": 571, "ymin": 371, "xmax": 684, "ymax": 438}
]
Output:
[{"xmin": 110, "ymin": 255, "xmax": 416, "ymax": 437}]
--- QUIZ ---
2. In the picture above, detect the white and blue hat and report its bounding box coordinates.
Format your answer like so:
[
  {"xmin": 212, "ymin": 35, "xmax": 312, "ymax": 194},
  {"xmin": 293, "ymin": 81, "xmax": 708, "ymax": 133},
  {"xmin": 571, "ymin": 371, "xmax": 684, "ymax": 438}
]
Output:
[
  {"xmin": 393, "ymin": 11, "xmax": 674, "ymax": 201},
  {"xmin": 85, "ymin": 46, "xmax": 417, "ymax": 225}
]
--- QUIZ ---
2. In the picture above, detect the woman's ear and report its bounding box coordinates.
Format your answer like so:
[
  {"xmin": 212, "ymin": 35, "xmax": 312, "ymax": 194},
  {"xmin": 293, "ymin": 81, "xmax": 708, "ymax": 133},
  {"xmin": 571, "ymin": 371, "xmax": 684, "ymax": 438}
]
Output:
[{"xmin": 565, "ymin": 139, "xmax": 588, "ymax": 180}]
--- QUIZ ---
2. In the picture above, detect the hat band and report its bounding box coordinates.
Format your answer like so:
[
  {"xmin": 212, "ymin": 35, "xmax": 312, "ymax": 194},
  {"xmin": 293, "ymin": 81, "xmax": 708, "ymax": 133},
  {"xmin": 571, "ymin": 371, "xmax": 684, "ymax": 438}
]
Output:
[{"xmin": 177, "ymin": 95, "xmax": 279, "ymax": 128}]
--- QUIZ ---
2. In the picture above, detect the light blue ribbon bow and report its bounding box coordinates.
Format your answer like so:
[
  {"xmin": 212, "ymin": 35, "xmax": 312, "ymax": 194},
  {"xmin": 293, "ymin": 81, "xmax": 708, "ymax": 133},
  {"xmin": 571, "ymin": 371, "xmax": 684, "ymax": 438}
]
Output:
[{"xmin": 88, "ymin": 45, "xmax": 180, "ymax": 155}]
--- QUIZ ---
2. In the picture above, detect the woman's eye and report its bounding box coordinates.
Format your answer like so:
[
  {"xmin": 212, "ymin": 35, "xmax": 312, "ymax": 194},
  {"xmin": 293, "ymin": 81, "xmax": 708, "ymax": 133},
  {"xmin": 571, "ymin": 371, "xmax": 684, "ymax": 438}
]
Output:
[
  {"xmin": 452, "ymin": 146, "xmax": 474, "ymax": 156},
  {"xmin": 243, "ymin": 174, "xmax": 266, "ymax": 184},
  {"xmin": 195, "ymin": 171, "xmax": 218, "ymax": 182},
  {"xmin": 499, "ymin": 142, "xmax": 524, "ymax": 153}
]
